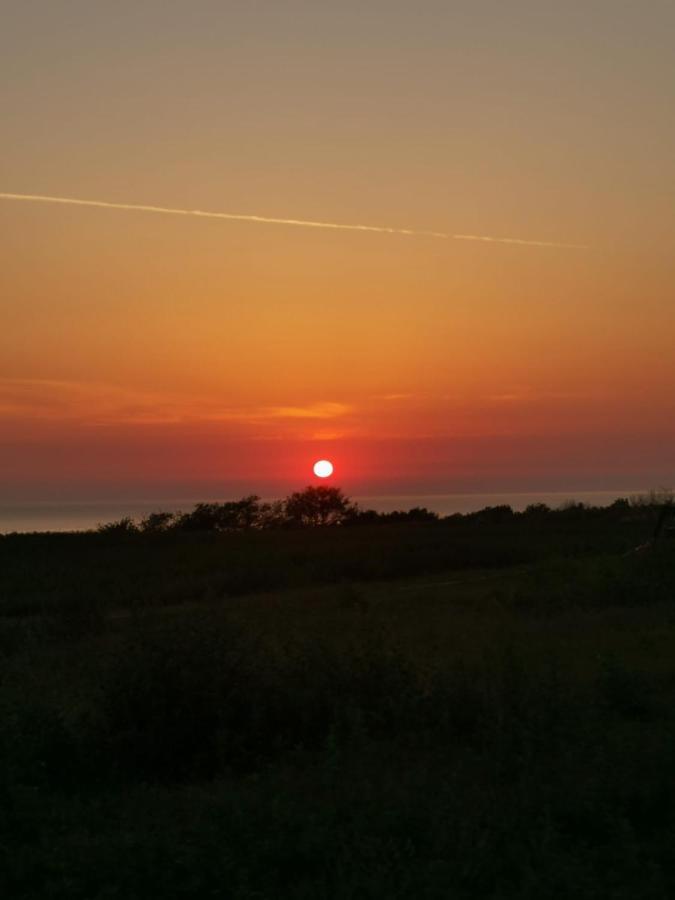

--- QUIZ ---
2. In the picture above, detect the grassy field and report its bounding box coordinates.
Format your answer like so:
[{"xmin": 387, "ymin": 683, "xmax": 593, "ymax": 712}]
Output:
[{"xmin": 2, "ymin": 512, "xmax": 675, "ymax": 898}]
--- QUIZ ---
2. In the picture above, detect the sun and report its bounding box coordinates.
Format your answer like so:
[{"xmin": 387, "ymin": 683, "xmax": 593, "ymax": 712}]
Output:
[{"xmin": 313, "ymin": 459, "xmax": 334, "ymax": 478}]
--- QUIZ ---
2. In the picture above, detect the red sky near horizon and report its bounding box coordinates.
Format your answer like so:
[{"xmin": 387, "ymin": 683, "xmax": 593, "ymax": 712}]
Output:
[{"xmin": 2, "ymin": 2, "xmax": 675, "ymax": 501}]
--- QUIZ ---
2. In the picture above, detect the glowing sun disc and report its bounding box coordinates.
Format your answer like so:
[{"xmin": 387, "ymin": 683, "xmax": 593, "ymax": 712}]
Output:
[{"xmin": 313, "ymin": 459, "xmax": 334, "ymax": 478}]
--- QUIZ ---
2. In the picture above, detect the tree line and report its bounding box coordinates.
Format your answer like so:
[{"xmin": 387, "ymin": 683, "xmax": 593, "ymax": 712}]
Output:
[{"xmin": 96, "ymin": 486, "xmax": 674, "ymax": 535}]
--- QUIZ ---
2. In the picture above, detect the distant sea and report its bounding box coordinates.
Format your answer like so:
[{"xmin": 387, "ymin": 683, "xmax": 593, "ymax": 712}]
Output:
[{"xmin": 0, "ymin": 491, "xmax": 640, "ymax": 534}]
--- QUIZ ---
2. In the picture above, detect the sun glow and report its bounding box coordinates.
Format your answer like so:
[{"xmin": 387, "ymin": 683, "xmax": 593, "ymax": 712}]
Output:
[{"xmin": 313, "ymin": 459, "xmax": 334, "ymax": 478}]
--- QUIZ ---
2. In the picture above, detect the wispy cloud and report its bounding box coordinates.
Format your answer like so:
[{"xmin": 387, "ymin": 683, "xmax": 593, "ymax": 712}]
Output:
[
  {"xmin": 0, "ymin": 192, "xmax": 587, "ymax": 249},
  {"xmin": 379, "ymin": 393, "xmax": 414, "ymax": 401},
  {"xmin": 262, "ymin": 402, "xmax": 350, "ymax": 419},
  {"xmin": 487, "ymin": 388, "xmax": 600, "ymax": 405},
  {"xmin": 0, "ymin": 378, "xmax": 351, "ymax": 428}
]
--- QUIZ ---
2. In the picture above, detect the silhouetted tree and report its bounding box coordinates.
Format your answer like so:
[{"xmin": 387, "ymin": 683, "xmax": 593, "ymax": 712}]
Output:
[
  {"xmin": 140, "ymin": 511, "xmax": 176, "ymax": 533},
  {"xmin": 629, "ymin": 488, "xmax": 675, "ymax": 509},
  {"xmin": 283, "ymin": 486, "xmax": 356, "ymax": 527},
  {"xmin": 96, "ymin": 517, "xmax": 138, "ymax": 535},
  {"xmin": 384, "ymin": 507, "xmax": 439, "ymax": 523},
  {"xmin": 468, "ymin": 505, "xmax": 513, "ymax": 525},
  {"xmin": 523, "ymin": 503, "xmax": 551, "ymax": 518},
  {"xmin": 256, "ymin": 499, "xmax": 288, "ymax": 529},
  {"xmin": 558, "ymin": 501, "xmax": 588, "ymax": 516},
  {"xmin": 176, "ymin": 496, "xmax": 264, "ymax": 532},
  {"xmin": 346, "ymin": 508, "xmax": 382, "ymax": 525}
]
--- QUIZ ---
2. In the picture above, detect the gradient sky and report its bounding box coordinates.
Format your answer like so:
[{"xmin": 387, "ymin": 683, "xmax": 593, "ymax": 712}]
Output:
[{"xmin": 2, "ymin": 0, "xmax": 675, "ymax": 500}]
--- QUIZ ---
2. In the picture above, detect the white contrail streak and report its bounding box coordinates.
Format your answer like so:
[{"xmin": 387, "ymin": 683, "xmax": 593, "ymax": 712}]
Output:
[{"xmin": 0, "ymin": 192, "xmax": 586, "ymax": 249}]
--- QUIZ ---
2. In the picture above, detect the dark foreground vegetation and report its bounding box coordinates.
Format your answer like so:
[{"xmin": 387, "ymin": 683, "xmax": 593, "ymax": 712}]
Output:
[{"xmin": 1, "ymin": 491, "xmax": 675, "ymax": 898}]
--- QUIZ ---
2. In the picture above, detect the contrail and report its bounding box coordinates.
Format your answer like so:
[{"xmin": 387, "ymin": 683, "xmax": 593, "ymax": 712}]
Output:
[{"xmin": 0, "ymin": 192, "xmax": 586, "ymax": 249}]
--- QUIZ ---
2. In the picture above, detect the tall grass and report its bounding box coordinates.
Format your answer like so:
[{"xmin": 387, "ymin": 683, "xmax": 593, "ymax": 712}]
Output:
[
  {"xmin": 0, "ymin": 509, "xmax": 649, "ymax": 620},
  {"xmin": 1, "ymin": 522, "xmax": 675, "ymax": 898}
]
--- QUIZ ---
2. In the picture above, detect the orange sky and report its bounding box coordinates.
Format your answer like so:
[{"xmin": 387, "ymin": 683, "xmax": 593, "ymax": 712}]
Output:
[{"xmin": 2, "ymin": 2, "xmax": 675, "ymax": 500}]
